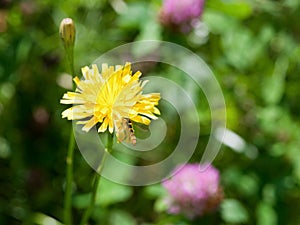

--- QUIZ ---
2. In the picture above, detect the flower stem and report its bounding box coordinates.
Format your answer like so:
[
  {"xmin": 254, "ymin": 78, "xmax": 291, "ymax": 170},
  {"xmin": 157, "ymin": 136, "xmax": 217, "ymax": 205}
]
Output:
[
  {"xmin": 64, "ymin": 130, "xmax": 75, "ymax": 225},
  {"xmin": 63, "ymin": 44, "xmax": 76, "ymax": 225},
  {"xmin": 79, "ymin": 133, "xmax": 114, "ymax": 225},
  {"xmin": 60, "ymin": 18, "xmax": 77, "ymax": 225},
  {"xmin": 66, "ymin": 48, "xmax": 76, "ymax": 78}
]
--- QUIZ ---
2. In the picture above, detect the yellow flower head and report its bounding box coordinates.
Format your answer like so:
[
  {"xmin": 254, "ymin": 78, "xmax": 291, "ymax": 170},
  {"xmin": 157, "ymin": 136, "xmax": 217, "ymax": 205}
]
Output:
[{"xmin": 60, "ymin": 62, "xmax": 160, "ymax": 144}]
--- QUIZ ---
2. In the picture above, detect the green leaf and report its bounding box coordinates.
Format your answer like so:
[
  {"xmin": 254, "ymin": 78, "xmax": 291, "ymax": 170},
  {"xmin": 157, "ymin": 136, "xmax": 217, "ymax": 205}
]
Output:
[
  {"xmin": 154, "ymin": 197, "xmax": 168, "ymax": 213},
  {"xmin": 33, "ymin": 213, "xmax": 63, "ymax": 225},
  {"xmin": 284, "ymin": 0, "xmax": 300, "ymax": 8},
  {"xmin": 73, "ymin": 193, "xmax": 91, "ymax": 209},
  {"xmin": 257, "ymin": 106, "xmax": 283, "ymax": 133},
  {"xmin": 73, "ymin": 178, "xmax": 133, "ymax": 209},
  {"xmin": 96, "ymin": 178, "xmax": 133, "ymax": 206},
  {"xmin": 220, "ymin": 24, "xmax": 272, "ymax": 70},
  {"xmin": 262, "ymin": 56, "xmax": 289, "ymax": 105},
  {"xmin": 207, "ymin": 0, "xmax": 253, "ymax": 19},
  {"xmin": 109, "ymin": 209, "xmax": 137, "ymax": 225},
  {"xmin": 117, "ymin": 2, "xmax": 150, "ymax": 29},
  {"xmin": 256, "ymin": 202, "xmax": 277, "ymax": 225},
  {"xmin": 238, "ymin": 174, "xmax": 259, "ymax": 197},
  {"xmin": 0, "ymin": 137, "xmax": 11, "ymax": 159},
  {"xmin": 270, "ymin": 143, "xmax": 286, "ymax": 157},
  {"xmin": 222, "ymin": 167, "xmax": 243, "ymax": 186},
  {"xmin": 221, "ymin": 25, "xmax": 265, "ymax": 70},
  {"xmin": 221, "ymin": 199, "xmax": 249, "ymax": 223},
  {"xmin": 262, "ymin": 184, "xmax": 276, "ymax": 205},
  {"xmin": 202, "ymin": 10, "xmax": 237, "ymax": 34},
  {"xmin": 143, "ymin": 184, "xmax": 167, "ymax": 199},
  {"xmin": 136, "ymin": 19, "xmax": 161, "ymax": 41},
  {"xmin": 133, "ymin": 19, "xmax": 162, "ymax": 57}
]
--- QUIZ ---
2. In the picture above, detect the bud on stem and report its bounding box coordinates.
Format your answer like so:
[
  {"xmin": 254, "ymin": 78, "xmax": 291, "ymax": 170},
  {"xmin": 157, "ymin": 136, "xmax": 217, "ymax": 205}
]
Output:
[
  {"xmin": 60, "ymin": 18, "xmax": 75, "ymax": 48},
  {"xmin": 59, "ymin": 18, "xmax": 76, "ymax": 78}
]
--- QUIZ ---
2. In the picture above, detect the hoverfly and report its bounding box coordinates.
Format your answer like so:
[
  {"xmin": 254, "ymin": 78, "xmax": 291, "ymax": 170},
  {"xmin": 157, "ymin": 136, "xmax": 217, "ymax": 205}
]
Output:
[{"xmin": 115, "ymin": 118, "xmax": 137, "ymax": 145}]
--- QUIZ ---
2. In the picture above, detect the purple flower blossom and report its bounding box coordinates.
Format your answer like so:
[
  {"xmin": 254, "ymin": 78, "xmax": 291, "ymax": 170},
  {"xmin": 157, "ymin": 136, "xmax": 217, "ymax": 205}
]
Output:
[
  {"xmin": 162, "ymin": 164, "xmax": 223, "ymax": 219},
  {"xmin": 159, "ymin": 0, "xmax": 205, "ymax": 32}
]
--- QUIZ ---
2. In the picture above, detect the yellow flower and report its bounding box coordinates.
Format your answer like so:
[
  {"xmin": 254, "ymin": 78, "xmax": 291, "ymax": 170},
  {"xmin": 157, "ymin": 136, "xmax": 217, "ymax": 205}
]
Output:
[{"xmin": 60, "ymin": 62, "xmax": 160, "ymax": 144}]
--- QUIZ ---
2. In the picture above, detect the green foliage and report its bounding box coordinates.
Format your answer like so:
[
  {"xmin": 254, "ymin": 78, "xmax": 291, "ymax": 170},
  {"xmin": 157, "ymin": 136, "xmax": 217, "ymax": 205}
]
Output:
[
  {"xmin": 108, "ymin": 209, "xmax": 137, "ymax": 225},
  {"xmin": 73, "ymin": 178, "xmax": 133, "ymax": 208},
  {"xmin": 256, "ymin": 202, "xmax": 277, "ymax": 225},
  {"xmin": 207, "ymin": 0, "xmax": 253, "ymax": 19},
  {"xmin": 221, "ymin": 199, "xmax": 249, "ymax": 223}
]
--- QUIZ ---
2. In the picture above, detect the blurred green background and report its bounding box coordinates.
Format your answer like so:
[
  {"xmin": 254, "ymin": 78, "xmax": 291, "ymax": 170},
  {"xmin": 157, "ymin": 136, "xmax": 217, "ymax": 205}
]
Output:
[{"xmin": 1, "ymin": 0, "xmax": 300, "ymax": 224}]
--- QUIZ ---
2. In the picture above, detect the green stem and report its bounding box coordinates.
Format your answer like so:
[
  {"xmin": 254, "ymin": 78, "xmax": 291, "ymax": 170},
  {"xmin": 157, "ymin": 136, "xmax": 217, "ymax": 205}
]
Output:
[
  {"xmin": 66, "ymin": 47, "xmax": 76, "ymax": 78},
  {"xmin": 79, "ymin": 133, "xmax": 114, "ymax": 225},
  {"xmin": 64, "ymin": 130, "xmax": 75, "ymax": 225},
  {"xmin": 63, "ymin": 45, "xmax": 76, "ymax": 225}
]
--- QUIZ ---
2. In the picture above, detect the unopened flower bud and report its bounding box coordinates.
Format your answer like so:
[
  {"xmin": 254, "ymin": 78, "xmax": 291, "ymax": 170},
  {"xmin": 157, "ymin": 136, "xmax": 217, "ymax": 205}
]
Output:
[{"xmin": 59, "ymin": 18, "xmax": 75, "ymax": 48}]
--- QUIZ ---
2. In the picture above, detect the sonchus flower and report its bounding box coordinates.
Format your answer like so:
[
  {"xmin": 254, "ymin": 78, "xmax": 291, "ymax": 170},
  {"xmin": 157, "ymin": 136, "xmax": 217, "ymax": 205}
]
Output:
[{"xmin": 60, "ymin": 62, "xmax": 160, "ymax": 144}]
